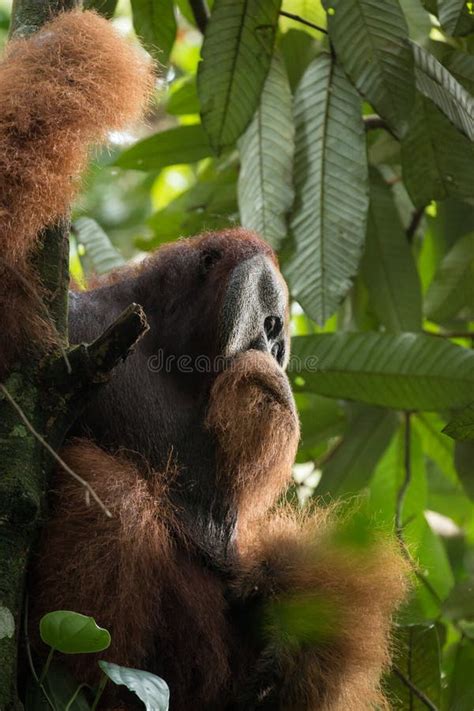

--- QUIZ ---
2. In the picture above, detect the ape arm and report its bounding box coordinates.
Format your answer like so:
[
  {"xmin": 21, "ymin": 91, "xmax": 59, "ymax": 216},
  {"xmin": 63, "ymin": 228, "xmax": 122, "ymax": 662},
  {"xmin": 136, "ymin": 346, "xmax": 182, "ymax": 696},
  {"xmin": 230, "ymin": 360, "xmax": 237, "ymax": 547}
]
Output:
[{"xmin": 231, "ymin": 510, "xmax": 409, "ymax": 711}]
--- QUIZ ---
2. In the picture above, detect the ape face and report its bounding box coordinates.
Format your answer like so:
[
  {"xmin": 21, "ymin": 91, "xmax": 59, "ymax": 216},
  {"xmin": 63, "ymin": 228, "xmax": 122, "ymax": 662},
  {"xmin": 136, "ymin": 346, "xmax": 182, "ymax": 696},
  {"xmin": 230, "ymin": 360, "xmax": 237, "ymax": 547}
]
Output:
[
  {"xmin": 69, "ymin": 229, "xmax": 298, "ymax": 555},
  {"xmin": 136, "ymin": 229, "xmax": 290, "ymax": 369}
]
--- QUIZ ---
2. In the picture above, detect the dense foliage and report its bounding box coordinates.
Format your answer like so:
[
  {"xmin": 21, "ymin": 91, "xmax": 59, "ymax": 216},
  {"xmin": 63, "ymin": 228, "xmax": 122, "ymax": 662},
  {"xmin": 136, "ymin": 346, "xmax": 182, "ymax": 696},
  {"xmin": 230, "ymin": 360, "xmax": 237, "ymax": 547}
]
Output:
[{"xmin": 4, "ymin": 0, "xmax": 473, "ymax": 707}]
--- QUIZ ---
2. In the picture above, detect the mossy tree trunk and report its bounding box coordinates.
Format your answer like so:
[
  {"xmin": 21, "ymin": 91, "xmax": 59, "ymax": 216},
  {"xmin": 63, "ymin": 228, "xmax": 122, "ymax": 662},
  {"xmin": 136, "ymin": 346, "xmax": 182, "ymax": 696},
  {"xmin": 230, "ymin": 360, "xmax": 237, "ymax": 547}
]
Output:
[{"xmin": 0, "ymin": 4, "xmax": 148, "ymax": 708}]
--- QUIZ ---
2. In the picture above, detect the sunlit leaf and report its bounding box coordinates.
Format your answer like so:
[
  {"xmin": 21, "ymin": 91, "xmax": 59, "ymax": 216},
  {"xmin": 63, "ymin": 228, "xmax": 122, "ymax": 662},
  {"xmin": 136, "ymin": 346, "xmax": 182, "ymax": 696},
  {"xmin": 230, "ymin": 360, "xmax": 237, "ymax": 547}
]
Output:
[
  {"xmin": 438, "ymin": 0, "xmax": 474, "ymax": 35},
  {"xmin": 166, "ymin": 77, "xmax": 199, "ymax": 116},
  {"xmin": 411, "ymin": 41, "xmax": 474, "ymax": 141},
  {"xmin": 322, "ymin": 0, "xmax": 415, "ymax": 136},
  {"xmin": 361, "ymin": 169, "xmax": 422, "ymax": 332},
  {"xmin": 290, "ymin": 332, "xmax": 474, "ymax": 410},
  {"xmin": 401, "ymin": 95, "xmax": 474, "ymax": 207},
  {"xmin": 424, "ymin": 233, "xmax": 474, "ymax": 322},
  {"xmin": 399, "ymin": 0, "xmax": 432, "ymax": 41},
  {"xmin": 197, "ymin": 0, "xmax": 282, "ymax": 153},
  {"xmin": 280, "ymin": 0, "xmax": 327, "ymax": 37},
  {"xmin": 39, "ymin": 611, "xmax": 111, "ymax": 654},
  {"xmin": 131, "ymin": 0, "xmax": 177, "ymax": 64},
  {"xmin": 114, "ymin": 124, "xmax": 212, "ymax": 171},
  {"xmin": 238, "ymin": 53, "xmax": 294, "ymax": 250},
  {"xmin": 74, "ymin": 217, "xmax": 125, "ymax": 276},
  {"xmin": 99, "ymin": 661, "xmax": 169, "ymax": 711},
  {"xmin": 286, "ymin": 54, "xmax": 368, "ymax": 324}
]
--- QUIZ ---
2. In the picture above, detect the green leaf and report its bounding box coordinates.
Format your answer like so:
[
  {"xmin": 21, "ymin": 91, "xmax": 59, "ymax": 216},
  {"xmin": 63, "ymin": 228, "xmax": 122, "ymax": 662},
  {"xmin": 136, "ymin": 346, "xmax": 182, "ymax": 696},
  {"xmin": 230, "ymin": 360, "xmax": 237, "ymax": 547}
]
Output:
[
  {"xmin": 197, "ymin": 0, "xmax": 282, "ymax": 154},
  {"xmin": 322, "ymin": 0, "xmax": 415, "ymax": 136},
  {"xmin": 279, "ymin": 29, "xmax": 319, "ymax": 92},
  {"xmin": 399, "ymin": 0, "xmax": 432, "ymax": 41},
  {"xmin": 454, "ymin": 440, "xmax": 474, "ymax": 499},
  {"xmin": 446, "ymin": 641, "xmax": 474, "ymax": 710},
  {"xmin": 280, "ymin": 0, "xmax": 327, "ymax": 37},
  {"xmin": 39, "ymin": 611, "xmax": 111, "ymax": 654},
  {"xmin": 74, "ymin": 218, "xmax": 125, "ymax": 276},
  {"xmin": 286, "ymin": 54, "xmax": 368, "ymax": 324},
  {"xmin": 25, "ymin": 662, "xmax": 90, "ymax": 711},
  {"xmin": 438, "ymin": 0, "xmax": 474, "ymax": 35},
  {"xmin": 389, "ymin": 624, "xmax": 441, "ymax": 709},
  {"xmin": 84, "ymin": 0, "xmax": 118, "ymax": 18},
  {"xmin": 361, "ymin": 169, "xmax": 422, "ymax": 332},
  {"xmin": 319, "ymin": 405, "xmax": 398, "ymax": 496},
  {"xmin": 401, "ymin": 95, "xmax": 474, "ymax": 207},
  {"xmin": 295, "ymin": 392, "xmax": 346, "ymax": 456},
  {"xmin": 411, "ymin": 41, "xmax": 474, "ymax": 141},
  {"xmin": 443, "ymin": 579, "xmax": 474, "ymax": 620},
  {"xmin": 99, "ymin": 661, "xmax": 169, "ymax": 711},
  {"xmin": 444, "ymin": 402, "xmax": 474, "ymax": 441},
  {"xmin": 289, "ymin": 332, "xmax": 474, "ymax": 410},
  {"xmin": 166, "ymin": 77, "xmax": 200, "ymax": 116},
  {"xmin": 442, "ymin": 47, "xmax": 474, "ymax": 95},
  {"xmin": 424, "ymin": 233, "xmax": 474, "ymax": 323},
  {"xmin": 131, "ymin": 0, "xmax": 177, "ymax": 64},
  {"xmin": 114, "ymin": 124, "xmax": 212, "ymax": 171},
  {"xmin": 238, "ymin": 53, "xmax": 294, "ymax": 250}
]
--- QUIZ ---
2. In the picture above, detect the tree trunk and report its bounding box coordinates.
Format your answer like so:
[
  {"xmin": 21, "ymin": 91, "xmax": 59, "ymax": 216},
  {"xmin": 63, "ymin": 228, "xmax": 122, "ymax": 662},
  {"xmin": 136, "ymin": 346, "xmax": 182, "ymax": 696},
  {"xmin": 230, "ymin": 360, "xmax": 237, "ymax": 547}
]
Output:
[{"xmin": 0, "ymin": 4, "xmax": 148, "ymax": 707}]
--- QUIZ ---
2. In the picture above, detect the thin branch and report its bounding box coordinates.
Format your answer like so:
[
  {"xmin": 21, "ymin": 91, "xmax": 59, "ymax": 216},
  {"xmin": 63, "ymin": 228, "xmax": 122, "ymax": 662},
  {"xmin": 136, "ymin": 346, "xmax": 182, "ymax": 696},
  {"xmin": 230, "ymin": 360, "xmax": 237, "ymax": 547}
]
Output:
[
  {"xmin": 424, "ymin": 329, "xmax": 474, "ymax": 340},
  {"xmin": 364, "ymin": 114, "xmax": 389, "ymax": 131},
  {"xmin": 393, "ymin": 667, "xmax": 439, "ymax": 711},
  {"xmin": 189, "ymin": 0, "xmax": 209, "ymax": 34},
  {"xmin": 0, "ymin": 383, "xmax": 112, "ymax": 518},
  {"xmin": 406, "ymin": 206, "xmax": 426, "ymax": 244},
  {"xmin": 396, "ymin": 412, "xmax": 412, "ymax": 541},
  {"xmin": 279, "ymin": 10, "xmax": 328, "ymax": 34}
]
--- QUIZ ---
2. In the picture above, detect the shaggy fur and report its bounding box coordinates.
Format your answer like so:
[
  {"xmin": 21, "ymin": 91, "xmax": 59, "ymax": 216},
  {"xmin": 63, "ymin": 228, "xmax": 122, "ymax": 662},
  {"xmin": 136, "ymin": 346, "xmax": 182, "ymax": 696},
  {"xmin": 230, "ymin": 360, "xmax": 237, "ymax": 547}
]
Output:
[
  {"xmin": 0, "ymin": 10, "xmax": 153, "ymax": 377},
  {"xmin": 31, "ymin": 347, "xmax": 408, "ymax": 710}
]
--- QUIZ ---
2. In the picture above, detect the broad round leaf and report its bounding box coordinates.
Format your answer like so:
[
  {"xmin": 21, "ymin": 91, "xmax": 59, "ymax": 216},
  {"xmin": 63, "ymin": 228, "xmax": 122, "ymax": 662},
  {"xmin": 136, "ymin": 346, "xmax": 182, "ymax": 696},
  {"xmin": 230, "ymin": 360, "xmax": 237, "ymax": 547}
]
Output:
[
  {"xmin": 290, "ymin": 332, "xmax": 474, "ymax": 411},
  {"xmin": 286, "ymin": 54, "xmax": 368, "ymax": 325},
  {"xmin": 238, "ymin": 53, "xmax": 294, "ymax": 250},
  {"xmin": 197, "ymin": 0, "xmax": 282, "ymax": 154},
  {"xmin": 39, "ymin": 611, "xmax": 111, "ymax": 654},
  {"xmin": 322, "ymin": 0, "xmax": 415, "ymax": 136},
  {"xmin": 99, "ymin": 661, "xmax": 169, "ymax": 711}
]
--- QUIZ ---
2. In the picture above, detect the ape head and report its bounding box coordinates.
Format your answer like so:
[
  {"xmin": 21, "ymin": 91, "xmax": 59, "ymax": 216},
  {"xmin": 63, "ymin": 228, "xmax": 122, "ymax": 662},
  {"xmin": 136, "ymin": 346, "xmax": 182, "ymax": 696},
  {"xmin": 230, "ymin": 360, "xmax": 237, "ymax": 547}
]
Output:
[{"xmin": 70, "ymin": 228, "xmax": 300, "ymax": 556}]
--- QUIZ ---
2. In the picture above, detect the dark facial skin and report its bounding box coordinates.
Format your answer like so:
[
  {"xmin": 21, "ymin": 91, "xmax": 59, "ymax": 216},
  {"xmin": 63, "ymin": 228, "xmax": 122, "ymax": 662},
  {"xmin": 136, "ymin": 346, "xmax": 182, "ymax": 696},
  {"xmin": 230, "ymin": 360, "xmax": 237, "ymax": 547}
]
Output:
[{"xmin": 68, "ymin": 229, "xmax": 290, "ymax": 561}]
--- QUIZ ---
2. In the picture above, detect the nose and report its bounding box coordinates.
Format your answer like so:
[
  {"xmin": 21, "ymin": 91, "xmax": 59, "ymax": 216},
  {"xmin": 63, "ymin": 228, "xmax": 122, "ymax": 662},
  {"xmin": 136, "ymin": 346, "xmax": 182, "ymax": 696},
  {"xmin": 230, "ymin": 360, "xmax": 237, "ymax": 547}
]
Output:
[{"xmin": 219, "ymin": 254, "xmax": 288, "ymax": 366}]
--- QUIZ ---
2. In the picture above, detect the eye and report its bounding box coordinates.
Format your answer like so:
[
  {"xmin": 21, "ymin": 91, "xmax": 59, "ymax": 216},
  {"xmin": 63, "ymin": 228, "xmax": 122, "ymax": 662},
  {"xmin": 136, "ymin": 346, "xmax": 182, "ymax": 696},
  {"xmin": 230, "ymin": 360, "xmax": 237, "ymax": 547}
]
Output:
[{"xmin": 200, "ymin": 249, "xmax": 222, "ymax": 274}]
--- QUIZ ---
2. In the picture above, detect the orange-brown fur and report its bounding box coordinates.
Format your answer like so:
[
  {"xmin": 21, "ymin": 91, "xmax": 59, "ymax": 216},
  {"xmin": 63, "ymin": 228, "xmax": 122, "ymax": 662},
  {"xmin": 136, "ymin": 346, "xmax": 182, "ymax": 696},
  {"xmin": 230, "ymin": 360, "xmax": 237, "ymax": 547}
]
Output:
[
  {"xmin": 0, "ymin": 10, "xmax": 153, "ymax": 377},
  {"xmin": 31, "ymin": 349, "xmax": 408, "ymax": 710}
]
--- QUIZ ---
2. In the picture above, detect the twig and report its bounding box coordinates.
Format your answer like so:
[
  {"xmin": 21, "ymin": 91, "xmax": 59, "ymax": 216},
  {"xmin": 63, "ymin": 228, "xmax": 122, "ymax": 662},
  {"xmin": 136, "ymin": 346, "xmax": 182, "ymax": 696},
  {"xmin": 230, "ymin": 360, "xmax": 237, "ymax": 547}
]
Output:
[
  {"xmin": 423, "ymin": 329, "xmax": 474, "ymax": 340},
  {"xmin": 393, "ymin": 667, "xmax": 439, "ymax": 710},
  {"xmin": 0, "ymin": 383, "xmax": 112, "ymax": 518},
  {"xmin": 189, "ymin": 0, "xmax": 209, "ymax": 34},
  {"xmin": 396, "ymin": 412, "xmax": 412, "ymax": 541},
  {"xmin": 406, "ymin": 206, "xmax": 426, "ymax": 244},
  {"xmin": 279, "ymin": 10, "xmax": 328, "ymax": 34},
  {"xmin": 364, "ymin": 114, "xmax": 389, "ymax": 131}
]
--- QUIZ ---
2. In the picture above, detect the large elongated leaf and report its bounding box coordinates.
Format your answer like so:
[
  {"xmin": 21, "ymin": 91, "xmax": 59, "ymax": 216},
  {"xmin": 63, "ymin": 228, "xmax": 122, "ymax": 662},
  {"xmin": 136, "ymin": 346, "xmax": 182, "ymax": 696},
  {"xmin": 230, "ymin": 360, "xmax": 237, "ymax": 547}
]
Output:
[
  {"xmin": 280, "ymin": 0, "xmax": 327, "ymax": 37},
  {"xmin": 238, "ymin": 54, "xmax": 294, "ymax": 250},
  {"xmin": 131, "ymin": 0, "xmax": 177, "ymax": 64},
  {"xmin": 401, "ymin": 95, "xmax": 474, "ymax": 207},
  {"xmin": 443, "ymin": 403, "xmax": 474, "ymax": 441},
  {"xmin": 319, "ymin": 405, "xmax": 398, "ymax": 496},
  {"xmin": 443, "ymin": 47, "xmax": 474, "ymax": 95},
  {"xmin": 99, "ymin": 662, "xmax": 169, "ymax": 711},
  {"xmin": 74, "ymin": 217, "xmax": 125, "ymax": 275},
  {"xmin": 389, "ymin": 624, "xmax": 442, "ymax": 710},
  {"xmin": 286, "ymin": 54, "xmax": 368, "ymax": 325},
  {"xmin": 197, "ymin": 0, "xmax": 281, "ymax": 154},
  {"xmin": 411, "ymin": 41, "xmax": 474, "ymax": 141},
  {"xmin": 114, "ymin": 124, "xmax": 212, "ymax": 171},
  {"xmin": 361, "ymin": 169, "xmax": 422, "ymax": 332},
  {"xmin": 322, "ymin": 0, "xmax": 415, "ymax": 136},
  {"xmin": 289, "ymin": 332, "xmax": 474, "ymax": 410},
  {"xmin": 424, "ymin": 233, "xmax": 474, "ymax": 322},
  {"xmin": 438, "ymin": 0, "xmax": 474, "ymax": 35}
]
